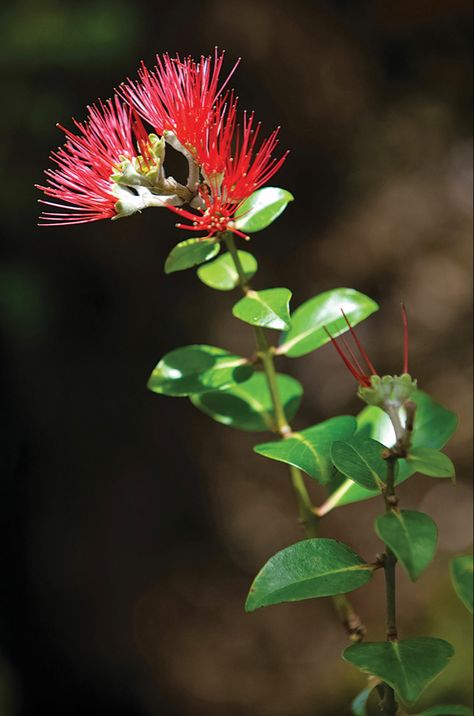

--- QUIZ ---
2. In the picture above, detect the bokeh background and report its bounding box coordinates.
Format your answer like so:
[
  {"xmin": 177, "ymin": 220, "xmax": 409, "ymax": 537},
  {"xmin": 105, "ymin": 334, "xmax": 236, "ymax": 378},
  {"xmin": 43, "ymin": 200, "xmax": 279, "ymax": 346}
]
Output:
[{"xmin": 0, "ymin": 1, "xmax": 472, "ymax": 714}]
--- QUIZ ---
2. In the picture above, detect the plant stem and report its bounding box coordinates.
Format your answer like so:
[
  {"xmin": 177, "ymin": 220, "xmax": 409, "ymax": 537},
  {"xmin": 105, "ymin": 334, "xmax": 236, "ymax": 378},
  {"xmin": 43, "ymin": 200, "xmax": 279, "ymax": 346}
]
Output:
[
  {"xmin": 223, "ymin": 231, "xmax": 365, "ymax": 641},
  {"xmin": 381, "ymin": 446, "xmax": 400, "ymax": 714}
]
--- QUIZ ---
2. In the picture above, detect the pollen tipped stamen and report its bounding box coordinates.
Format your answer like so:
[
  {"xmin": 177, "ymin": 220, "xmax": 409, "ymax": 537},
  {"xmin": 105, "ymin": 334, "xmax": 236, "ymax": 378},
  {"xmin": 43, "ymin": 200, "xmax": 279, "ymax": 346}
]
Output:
[
  {"xmin": 401, "ymin": 302, "xmax": 409, "ymax": 374},
  {"xmin": 340, "ymin": 308, "xmax": 378, "ymax": 376}
]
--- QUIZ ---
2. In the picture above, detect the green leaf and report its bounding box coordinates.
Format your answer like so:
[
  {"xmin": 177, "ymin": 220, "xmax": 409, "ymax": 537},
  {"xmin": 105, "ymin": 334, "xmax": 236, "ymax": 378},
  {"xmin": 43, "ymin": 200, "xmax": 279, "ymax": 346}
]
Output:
[
  {"xmin": 324, "ymin": 391, "xmax": 458, "ymax": 509},
  {"xmin": 164, "ymin": 238, "xmax": 220, "ymax": 273},
  {"xmin": 233, "ymin": 288, "xmax": 292, "ymax": 330},
  {"xmin": 190, "ymin": 372, "xmax": 303, "ymax": 432},
  {"xmin": 407, "ymin": 447, "xmax": 455, "ymax": 479},
  {"xmin": 450, "ymin": 555, "xmax": 473, "ymax": 614},
  {"xmin": 245, "ymin": 538, "xmax": 374, "ymax": 612},
  {"xmin": 331, "ymin": 438, "xmax": 387, "ymax": 490},
  {"xmin": 416, "ymin": 704, "xmax": 472, "ymax": 716},
  {"xmin": 197, "ymin": 250, "xmax": 258, "ymax": 291},
  {"xmin": 414, "ymin": 707, "xmax": 474, "ymax": 716},
  {"xmin": 147, "ymin": 345, "xmax": 253, "ymax": 397},
  {"xmin": 375, "ymin": 510, "xmax": 438, "ymax": 581},
  {"xmin": 279, "ymin": 288, "xmax": 378, "ymax": 358},
  {"xmin": 234, "ymin": 187, "xmax": 294, "ymax": 233},
  {"xmin": 254, "ymin": 416, "xmax": 357, "ymax": 483},
  {"xmin": 343, "ymin": 638, "xmax": 455, "ymax": 706}
]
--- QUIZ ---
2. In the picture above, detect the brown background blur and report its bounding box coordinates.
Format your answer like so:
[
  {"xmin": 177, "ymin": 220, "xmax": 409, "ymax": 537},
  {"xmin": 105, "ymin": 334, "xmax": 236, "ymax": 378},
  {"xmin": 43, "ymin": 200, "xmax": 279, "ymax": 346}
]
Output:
[{"xmin": 0, "ymin": 1, "xmax": 472, "ymax": 714}]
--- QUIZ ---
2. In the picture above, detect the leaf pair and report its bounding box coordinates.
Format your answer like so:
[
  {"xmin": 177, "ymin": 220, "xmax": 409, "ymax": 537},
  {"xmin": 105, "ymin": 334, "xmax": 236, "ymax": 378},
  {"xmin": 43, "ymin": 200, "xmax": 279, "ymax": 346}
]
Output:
[
  {"xmin": 345, "ymin": 638, "xmax": 455, "ymax": 707},
  {"xmin": 164, "ymin": 187, "xmax": 293, "ymax": 275},
  {"xmin": 324, "ymin": 392, "xmax": 458, "ymax": 510},
  {"xmin": 148, "ymin": 345, "xmax": 303, "ymax": 432}
]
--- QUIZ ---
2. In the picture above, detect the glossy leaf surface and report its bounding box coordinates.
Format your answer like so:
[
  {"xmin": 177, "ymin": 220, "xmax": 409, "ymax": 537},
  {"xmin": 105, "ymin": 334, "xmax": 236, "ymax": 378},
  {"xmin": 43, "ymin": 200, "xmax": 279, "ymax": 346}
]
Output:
[
  {"xmin": 233, "ymin": 288, "xmax": 292, "ymax": 330},
  {"xmin": 254, "ymin": 416, "xmax": 356, "ymax": 483},
  {"xmin": 324, "ymin": 391, "xmax": 458, "ymax": 509},
  {"xmin": 331, "ymin": 438, "xmax": 387, "ymax": 490},
  {"xmin": 164, "ymin": 238, "xmax": 220, "ymax": 274},
  {"xmin": 407, "ymin": 447, "xmax": 455, "ymax": 479},
  {"xmin": 375, "ymin": 510, "xmax": 438, "ymax": 581},
  {"xmin": 234, "ymin": 187, "xmax": 294, "ymax": 233},
  {"xmin": 450, "ymin": 555, "xmax": 473, "ymax": 614},
  {"xmin": 245, "ymin": 538, "xmax": 373, "ymax": 611},
  {"xmin": 197, "ymin": 250, "xmax": 257, "ymax": 290},
  {"xmin": 343, "ymin": 638, "xmax": 454, "ymax": 705},
  {"xmin": 279, "ymin": 288, "xmax": 378, "ymax": 358},
  {"xmin": 190, "ymin": 372, "xmax": 303, "ymax": 432},
  {"xmin": 147, "ymin": 345, "xmax": 253, "ymax": 397}
]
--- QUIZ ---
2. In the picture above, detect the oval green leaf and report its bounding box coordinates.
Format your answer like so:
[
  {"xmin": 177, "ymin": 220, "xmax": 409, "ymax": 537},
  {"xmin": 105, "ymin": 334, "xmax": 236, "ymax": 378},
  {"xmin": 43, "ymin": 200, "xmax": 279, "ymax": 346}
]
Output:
[
  {"xmin": 233, "ymin": 288, "xmax": 292, "ymax": 330},
  {"xmin": 147, "ymin": 344, "xmax": 253, "ymax": 397},
  {"xmin": 415, "ymin": 706, "xmax": 473, "ymax": 716},
  {"xmin": 407, "ymin": 447, "xmax": 455, "ymax": 479},
  {"xmin": 450, "ymin": 555, "xmax": 473, "ymax": 614},
  {"xmin": 190, "ymin": 371, "xmax": 303, "ymax": 432},
  {"xmin": 375, "ymin": 510, "xmax": 438, "ymax": 581},
  {"xmin": 245, "ymin": 538, "xmax": 374, "ymax": 612},
  {"xmin": 164, "ymin": 238, "xmax": 220, "ymax": 274},
  {"xmin": 343, "ymin": 637, "xmax": 455, "ymax": 706},
  {"xmin": 331, "ymin": 438, "xmax": 387, "ymax": 491},
  {"xmin": 234, "ymin": 187, "xmax": 294, "ymax": 233},
  {"xmin": 323, "ymin": 390, "xmax": 458, "ymax": 510},
  {"xmin": 197, "ymin": 250, "xmax": 258, "ymax": 290},
  {"xmin": 254, "ymin": 416, "xmax": 357, "ymax": 484},
  {"xmin": 279, "ymin": 288, "xmax": 378, "ymax": 358}
]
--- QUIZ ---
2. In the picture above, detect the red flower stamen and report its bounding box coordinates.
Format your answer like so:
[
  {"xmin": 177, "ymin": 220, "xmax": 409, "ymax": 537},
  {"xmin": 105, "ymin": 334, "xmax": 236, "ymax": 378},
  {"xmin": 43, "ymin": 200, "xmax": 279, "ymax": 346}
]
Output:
[
  {"xmin": 36, "ymin": 97, "xmax": 147, "ymax": 225},
  {"xmin": 120, "ymin": 49, "xmax": 240, "ymax": 158},
  {"xmin": 341, "ymin": 308, "xmax": 378, "ymax": 376},
  {"xmin": 325, "ymin": 307, "xmax": 411, "ymax": 388},
  {"xmin": 324, "ymin": 309, "xmax": 378, "ymax": 388},
  {"xmin": 401, "ymin": 303, "xmax": 409, "ymax": 374}
]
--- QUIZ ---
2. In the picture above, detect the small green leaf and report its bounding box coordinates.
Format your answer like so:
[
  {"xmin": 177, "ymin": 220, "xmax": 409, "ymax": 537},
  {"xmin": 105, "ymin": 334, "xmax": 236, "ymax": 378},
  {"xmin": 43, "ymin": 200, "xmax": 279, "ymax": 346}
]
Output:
[
  {"xmin": 450, "ymin": 555, "xmax": 473, "ymax": 614},
  {"xmin": 233, "ymin": 288, "xmax": 292, "ymax": 330},
  {"xmin": 234, "ymin": 187, "xmax": 294, "ymax": 233},
  {"xmin": 324, "ymin": 391, "xmax": 458, "ymax": 509},
  {"xmin": 254, "ymin": 416, "xmax": 357, "ymax": 483},
  {"xmin": 414, "ymin": 706, "xmax": 473, "ymax": 716},
  {"xmin": 375, "ymin": 510, "xmax": 438, "ymax": 581},
  {"xmin": 343, "ymin": 638, "xmax": 455, "ymax": 706},
  {"xmin": 407, "ymin": 447, "xmax": 455, "ymax": 479},
  {"xmin": 279, "ymin": 288, "xmax": 378, "ymax": 358},
  {"xmin": 147, "ymin": 345, "xmax": 253, "ymax": 397},
  {"xmin": 164, "ymin": 238, "xmax": 220, "ymax": 273},
  {"xmin": 197, "ymin": 250, "xmax": 258, "ymax": 291},
  {"xmin": 246, "ymin": 538, "xmax": 373, "ymax": 611},
  {"xmin": 331, "ymin": 438, "xmax": 387, "ymax": 490},
  {"xmin": 190, "ymin": 371, "xmax": 302, "ymax": 431}
]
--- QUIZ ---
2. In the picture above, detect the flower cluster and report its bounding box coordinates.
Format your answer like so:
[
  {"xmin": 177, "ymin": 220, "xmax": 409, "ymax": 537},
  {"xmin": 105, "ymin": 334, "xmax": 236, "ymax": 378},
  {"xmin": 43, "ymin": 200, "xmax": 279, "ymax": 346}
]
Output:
[{"xmin": 37, "ymin": 50, "xmax": 287, "ymax": 236}]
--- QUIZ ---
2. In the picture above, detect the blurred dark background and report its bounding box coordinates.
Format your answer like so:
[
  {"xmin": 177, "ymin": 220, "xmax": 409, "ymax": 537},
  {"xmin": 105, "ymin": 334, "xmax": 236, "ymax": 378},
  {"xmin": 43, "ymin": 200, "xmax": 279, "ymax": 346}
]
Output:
[{"xmin": 0, "ymin": 1, "xmax": 472, "ymax": 714}]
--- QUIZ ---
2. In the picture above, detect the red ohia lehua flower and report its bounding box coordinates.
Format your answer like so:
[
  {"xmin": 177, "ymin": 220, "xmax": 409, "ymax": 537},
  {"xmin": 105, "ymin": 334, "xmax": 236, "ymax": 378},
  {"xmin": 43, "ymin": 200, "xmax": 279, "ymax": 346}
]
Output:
[
  {"xmin": 324, "ymin": 305, "xmax": 415, "ymax": 407},
  {"xmin": 36, "ymin": 97, "xmax": 151, "ymax": 226},
  {"xmin": 168, "ymin": 100, "xmax": 288, "ymax": 239},
  {"xmin": 120, "ymin": 48, "xmax": 239, "ymax": 158}
]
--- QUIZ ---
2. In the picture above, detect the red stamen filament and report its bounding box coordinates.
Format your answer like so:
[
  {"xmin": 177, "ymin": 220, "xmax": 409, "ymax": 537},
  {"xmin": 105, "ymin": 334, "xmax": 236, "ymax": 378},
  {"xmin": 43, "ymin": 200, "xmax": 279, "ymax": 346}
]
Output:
[{"xmin": 401, "ymin": 303, "xmax": 409, "ymax": 374}]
